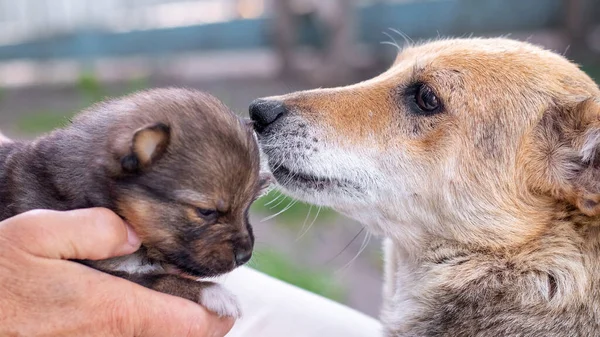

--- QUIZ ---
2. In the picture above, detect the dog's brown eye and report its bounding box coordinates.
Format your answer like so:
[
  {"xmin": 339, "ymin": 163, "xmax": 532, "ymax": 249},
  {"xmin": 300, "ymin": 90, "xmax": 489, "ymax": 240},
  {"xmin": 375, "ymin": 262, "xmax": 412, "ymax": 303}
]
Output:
[
  {"xmin": 415, "ymin": 84, "xmax": 440, "ymax": 112},
  {"xmin": 196, "ymin": 208, "xmax": 218, "ymax": 220}
]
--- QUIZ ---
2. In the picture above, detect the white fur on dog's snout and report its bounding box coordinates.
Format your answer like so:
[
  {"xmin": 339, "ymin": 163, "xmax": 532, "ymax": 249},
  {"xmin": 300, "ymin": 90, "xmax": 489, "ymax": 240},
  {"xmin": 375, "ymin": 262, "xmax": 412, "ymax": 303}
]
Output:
[{"xmin": 260, "ymin": 118, "xmax": 384, "ymax": 204}]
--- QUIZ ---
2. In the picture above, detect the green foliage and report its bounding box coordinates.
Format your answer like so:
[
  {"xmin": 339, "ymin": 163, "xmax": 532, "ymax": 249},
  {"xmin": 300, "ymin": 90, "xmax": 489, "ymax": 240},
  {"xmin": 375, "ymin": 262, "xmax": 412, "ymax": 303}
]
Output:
[
  {"xmin": 76, "ymin": 72, "xmax": 149, "ymax": 105},
  {"xmin": 250, "ymin": 247, "xmax": 346, "ymax": 302},
  {"xmin": 16, "ymin": 111, "xmax": 74, "ymax": 134},
  {"xmin": 17, "ymin": 75, "xmax": 150, "ymax": 135},
  {"xmin": 125, "ymin": 76, "xmax": 150, "ymax": 95},
  {"xmin": 249, "ymin": 192, "xmax": 346, "ymax": 301},
  {"xmin": 76, "ymin": 71, "xmax": 105, "ymax": 104},
  {"xmin": 582, "ymin": 64, "xmax": 600, "ymax": 83},
  {"xmin": 251, "ymin": 189, "xmax": 338, "ymax": 229}
]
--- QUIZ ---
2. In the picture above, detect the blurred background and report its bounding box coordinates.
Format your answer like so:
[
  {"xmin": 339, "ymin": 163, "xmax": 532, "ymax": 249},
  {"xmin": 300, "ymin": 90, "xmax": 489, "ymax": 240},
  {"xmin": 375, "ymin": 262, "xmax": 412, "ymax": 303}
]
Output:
[{"xmin": 0, "ymin": 0, "xmax": 599, "ymax": 317}]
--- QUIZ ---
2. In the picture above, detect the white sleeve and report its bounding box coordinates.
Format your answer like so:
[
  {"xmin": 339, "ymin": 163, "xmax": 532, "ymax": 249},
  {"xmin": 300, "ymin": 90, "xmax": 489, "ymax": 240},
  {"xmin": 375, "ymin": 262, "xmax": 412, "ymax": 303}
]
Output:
[{"xmin": 219, "ymin": 267, "xmax": 383, "ymax": 337}]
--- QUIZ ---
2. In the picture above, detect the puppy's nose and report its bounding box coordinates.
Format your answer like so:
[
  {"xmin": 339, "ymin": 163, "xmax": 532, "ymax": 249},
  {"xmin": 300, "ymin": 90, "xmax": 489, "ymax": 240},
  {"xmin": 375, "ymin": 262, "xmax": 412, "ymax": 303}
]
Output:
[
  {"xmin": 234, "ymin": 246, "xmax": 253, "ymax": 266},
  {"xmin": 249, "ymin": 99, "xmax": 287, "ymax": 132}
]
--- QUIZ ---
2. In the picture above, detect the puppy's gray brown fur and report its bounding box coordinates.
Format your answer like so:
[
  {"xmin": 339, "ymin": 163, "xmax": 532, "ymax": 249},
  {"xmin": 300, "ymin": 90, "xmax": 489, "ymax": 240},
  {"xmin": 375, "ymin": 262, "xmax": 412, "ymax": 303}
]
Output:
[
  {"xmin": 251, "ymin": 38, "xmax": 600, "ymax": 335},
  {"xmin": 0, "ymin": 88, "xmax": 266, "ymax": 317}
]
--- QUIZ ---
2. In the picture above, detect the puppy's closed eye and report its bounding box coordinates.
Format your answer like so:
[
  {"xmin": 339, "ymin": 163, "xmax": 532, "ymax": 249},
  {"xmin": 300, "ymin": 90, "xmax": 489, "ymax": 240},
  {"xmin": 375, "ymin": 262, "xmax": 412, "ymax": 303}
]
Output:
[{"xmin": 195, "ymin": 208, "xmax": 219, "ymax": 221}]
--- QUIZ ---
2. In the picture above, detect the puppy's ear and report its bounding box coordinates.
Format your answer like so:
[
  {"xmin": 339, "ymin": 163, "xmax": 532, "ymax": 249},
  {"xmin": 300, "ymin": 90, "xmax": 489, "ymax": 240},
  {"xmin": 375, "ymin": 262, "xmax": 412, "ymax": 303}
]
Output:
[
  {"xmin": 121, "ymin": 123, "xmax": 171, "ymax": 173},
  {"xmin": 528, "ymin": 98, "xmax": 600, "ymax": 216}
]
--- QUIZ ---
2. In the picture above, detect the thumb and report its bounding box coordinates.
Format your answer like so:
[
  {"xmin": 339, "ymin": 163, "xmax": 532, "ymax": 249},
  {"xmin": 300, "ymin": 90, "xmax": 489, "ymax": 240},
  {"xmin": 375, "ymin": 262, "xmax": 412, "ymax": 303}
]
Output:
[
  {"xmin": 0, "ymin": 208, "xmax": 141, "ymax": 260},
  {"xmin": 128, "ymin": 286, "xmax": 235, "ymax": 337}
]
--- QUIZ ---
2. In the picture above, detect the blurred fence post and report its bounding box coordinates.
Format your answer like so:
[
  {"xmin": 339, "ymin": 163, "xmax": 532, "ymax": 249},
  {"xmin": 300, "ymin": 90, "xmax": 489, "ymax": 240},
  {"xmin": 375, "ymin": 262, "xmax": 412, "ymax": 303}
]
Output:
[
  {"xmin": 270, "ymin": 0, "xmax": 362, "ymax": 85},
  {"xmin": 317, "ymin": 0, "xmax": 359, "ymax": 85},
  {"xmin": 271, "ymin": 0, "xmax": 297, "ymax": 77}
]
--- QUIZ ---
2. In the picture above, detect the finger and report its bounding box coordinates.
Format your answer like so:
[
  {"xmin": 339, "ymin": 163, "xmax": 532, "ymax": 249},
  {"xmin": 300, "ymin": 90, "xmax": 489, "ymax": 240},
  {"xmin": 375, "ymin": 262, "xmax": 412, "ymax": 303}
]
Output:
[
  {"xmin": 130, "ymin": 286, "xmax": 235, "ymax": 337},
  {"xmin": 0, "ymin": 208, "xmax": 141, "ymax": 260}
]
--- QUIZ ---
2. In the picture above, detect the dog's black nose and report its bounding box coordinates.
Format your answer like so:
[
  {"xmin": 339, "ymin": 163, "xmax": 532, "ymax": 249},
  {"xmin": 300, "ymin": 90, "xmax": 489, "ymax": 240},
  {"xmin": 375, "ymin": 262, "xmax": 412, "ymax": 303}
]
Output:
[
  {"xmin": 249, "ymin": 99, "xmax": 287, "ymax": 132},
  {"xmin": 234, "ymin": 247, "xmax": 252, "ymax": 266}
]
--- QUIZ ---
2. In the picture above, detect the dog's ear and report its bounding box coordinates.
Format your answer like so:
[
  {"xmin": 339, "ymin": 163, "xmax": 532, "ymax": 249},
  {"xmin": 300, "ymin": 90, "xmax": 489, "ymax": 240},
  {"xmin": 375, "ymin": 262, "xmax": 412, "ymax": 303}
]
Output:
[
  {"xmin": 528, "ymin": 98, "xmax": 600, "ymax": 216},
  {"xmin": 569, "ymin": 99, "xmax": 600, "ymax": 216},
  {"xmin": 121, "ymin": 123, "xmax": 171, "ymax": 173}
]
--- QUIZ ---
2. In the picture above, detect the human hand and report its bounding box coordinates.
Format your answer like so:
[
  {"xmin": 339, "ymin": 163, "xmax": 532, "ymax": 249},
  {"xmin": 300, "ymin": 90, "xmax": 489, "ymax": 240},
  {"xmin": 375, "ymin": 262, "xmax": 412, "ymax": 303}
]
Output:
[{"xmin": 0, "ymin": 208, "xmax": 234, "ymax": 337}]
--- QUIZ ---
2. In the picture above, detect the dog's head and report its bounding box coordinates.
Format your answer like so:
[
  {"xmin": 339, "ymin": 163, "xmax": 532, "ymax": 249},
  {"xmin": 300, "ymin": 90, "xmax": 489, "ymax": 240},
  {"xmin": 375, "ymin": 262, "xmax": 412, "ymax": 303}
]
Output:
[
  {"xmin": 250, "ymin": 38, "xmax": 600, "ymax": 247},
  {"xmin": 73, "ymin": 88, "xmax": 269, "ymax": 277}
]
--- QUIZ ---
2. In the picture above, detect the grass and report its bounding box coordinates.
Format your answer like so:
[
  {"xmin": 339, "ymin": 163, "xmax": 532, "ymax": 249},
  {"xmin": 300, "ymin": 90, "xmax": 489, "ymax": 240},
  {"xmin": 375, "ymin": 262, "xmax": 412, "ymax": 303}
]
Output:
[
  {"xmin": 250, "ymin": 192, "xmax": 349, "ymax": 302},
  {"xmin": 77, "ymin": 71, "xmax": 150, "ymax": 105},
  {"xmin": 77, "ymin": 71, "xmax": 106, "ymax": 104},
  {"xmin": 16, "ymin": 111, "xmax": 75, "ymax": 134},
  {"xmin": 16, "ymin": 73, "xmax": 150, "ymax": 134},
  {"xmin": 251, "ymin": 189, "xmax": 338, "ymax": 230},
  {"xmin": 581, "ymin": 64, "xmax": 600, "ymax": 82},
  {"xmin": 249, "ymin": 247, "xmax": 346, "ymax": 302}
]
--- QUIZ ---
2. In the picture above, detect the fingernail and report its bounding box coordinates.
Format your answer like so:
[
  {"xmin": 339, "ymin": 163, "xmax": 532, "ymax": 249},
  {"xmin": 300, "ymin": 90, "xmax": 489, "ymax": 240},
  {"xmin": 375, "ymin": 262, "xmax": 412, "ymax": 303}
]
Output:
[{"xmin": 125, "ymin": 223, "xmax": 141, "ymax": 247}]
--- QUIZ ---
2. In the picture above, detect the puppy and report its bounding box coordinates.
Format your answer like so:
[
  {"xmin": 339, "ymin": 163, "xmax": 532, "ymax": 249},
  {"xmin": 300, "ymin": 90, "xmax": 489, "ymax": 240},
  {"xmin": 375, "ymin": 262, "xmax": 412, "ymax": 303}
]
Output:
[
  {"xmin": 0, "ymin": 88, "xmax": 268, "ymax": 318},
  {"xmin": 250, "ymin": 38, "xmax": 600, "ymax": 335}
]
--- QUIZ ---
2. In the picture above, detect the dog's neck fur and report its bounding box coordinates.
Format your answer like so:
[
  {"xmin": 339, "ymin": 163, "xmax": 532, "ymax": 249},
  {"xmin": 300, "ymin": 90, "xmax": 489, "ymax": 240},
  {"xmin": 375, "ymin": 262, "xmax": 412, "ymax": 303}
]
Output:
[
  {"xmin": 380, "ymin": 206, "xmax": 600, "ymax": 336},
  {"xmin": 0, "ymin": 130, "xmax": 113, "ymax": 221}
]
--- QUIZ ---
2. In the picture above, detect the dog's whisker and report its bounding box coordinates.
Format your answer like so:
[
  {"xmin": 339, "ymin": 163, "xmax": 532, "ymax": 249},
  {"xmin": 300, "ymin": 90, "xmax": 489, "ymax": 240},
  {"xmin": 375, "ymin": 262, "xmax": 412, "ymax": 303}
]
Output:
[
  {"xmin": 261, "ymin": 199, "xmax": 298, "ymax": 222},
  {"xmin": 297, "ymin": 205, "xmax": 322, "ymax": 241},
  {"xmin": 389, "ymin": 28, "xmax": 413, "ymax": 46},
  {"xmin": 269, "ymin": 155, "xmax": 287, "ymax": 173},
  {"xmin": 324, "ymin": 227, "xmax": 365, "ymax": 265},
  {"xmin": 296, "ymin": 204, "xmax": 313, "ymax": 239},
  {"xmin": 264, "ymin": 190, "xmax": 283, "ymax": 206},
  {"xmin": 336, "ymin": 231, "xmax": 371, "ymax": 274},
  {"xmin": 380, "ymin": 41, "xmax": 401, "ymax": 52},
  {"xmin": 269, "ymin": 191, "xmax": 289, "ymax": 209},
  {"xmin": 381, "ymin": 32, "xmax": 402, "ymax": 52}
]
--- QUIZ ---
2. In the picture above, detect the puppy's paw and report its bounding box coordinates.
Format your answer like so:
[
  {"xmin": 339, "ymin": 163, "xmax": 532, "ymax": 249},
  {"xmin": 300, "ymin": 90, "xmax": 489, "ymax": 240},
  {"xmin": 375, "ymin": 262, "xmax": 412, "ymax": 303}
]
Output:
[
  {"xmin": 0, "ymin": 132, "xmax": 12, "ymax": 144},
  {"xmin": 199, "ymin": 283, "xmax": 242, "ymax": 319},
  {"xmin": 114, "ymin": 273, "xmax": 242, "ymax": 318}
]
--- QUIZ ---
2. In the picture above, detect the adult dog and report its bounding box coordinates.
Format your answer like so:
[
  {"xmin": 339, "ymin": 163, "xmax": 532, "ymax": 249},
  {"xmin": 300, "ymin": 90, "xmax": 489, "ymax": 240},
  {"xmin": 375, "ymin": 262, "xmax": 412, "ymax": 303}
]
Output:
[{"xmin": 250, "ymin": 38, "xmax": 600, "ymax": 336}]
